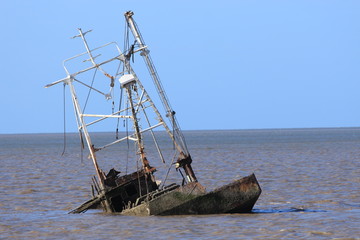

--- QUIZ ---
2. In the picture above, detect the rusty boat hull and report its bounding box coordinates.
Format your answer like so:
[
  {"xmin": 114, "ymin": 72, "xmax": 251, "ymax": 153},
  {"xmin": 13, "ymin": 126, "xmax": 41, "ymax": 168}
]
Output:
[{"xmin": 70, "ymin": 173, "xmax": 261, "ymax": 216}]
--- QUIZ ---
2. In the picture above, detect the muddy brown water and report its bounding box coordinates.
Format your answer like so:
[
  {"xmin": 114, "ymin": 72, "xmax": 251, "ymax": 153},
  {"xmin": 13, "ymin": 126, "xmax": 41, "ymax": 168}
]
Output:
[{"xmin": 1, "ymin": 128, "xmax": 359, "ymax": 239}]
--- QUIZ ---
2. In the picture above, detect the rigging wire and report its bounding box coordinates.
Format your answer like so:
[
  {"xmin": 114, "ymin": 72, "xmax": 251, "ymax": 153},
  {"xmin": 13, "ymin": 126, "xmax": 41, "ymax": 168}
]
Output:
[
  {"xmin": 125, "ymin": 100, "xmax": 130, "ymax": 174},
  {"xmin": 161, "ymin": 150, "xmax": 180, "ymax": 189},
  {"xmin": 70, "ymin": 89, "xmax": 85, "ymax": 164},
  {"xmin": 131, "ymin": 17, "xmax": 191, "ymax": 156},
  {"xmin": 135, "ymin": 146, "xmax": 142, "ymax": 196},
  {"xmin": 134, "ymin": 87, "xmax": 166, "ymax": 164},
  {"xmin": 77, "ymin": 68, "xmax": 96, "ymax": 164},
  {"xmin": 171, "ymin": 112, "xmax": 175, "ymax": 150},
  {"xmin": 115, "ymin": 87, "xmax": 123, "ymax": 140},
  {"xmin": 61, "ymin": 83, "xmax": 67, "ymax": 156},
  {"xmin": 111, "ymin": 51, "xmax": 123, "ymax": 128},
  {"xmin": 111, "ymin": 95, "xmax": 115, "ymax": 114},
  {"xmin": 79, "ymin": 130, "xmax": 84, "ymax": 163},
  {"xmin": 124, "ymin": 20, "xmax": 130, "ymax": 61},
  {"xmin": 123, "ymin": 23, "xmax": 131, "ymax": 174},
  {"xmin": 114, "ymin": 59, "xmax": 123, "ymax": 139},
  {"xmin": 83, "ymin": 68, "xmax": 98, "ymax": 112}
]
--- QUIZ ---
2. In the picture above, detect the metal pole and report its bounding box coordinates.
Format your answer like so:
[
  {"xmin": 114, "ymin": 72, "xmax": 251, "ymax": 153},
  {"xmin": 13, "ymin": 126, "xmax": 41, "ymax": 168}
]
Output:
[
  {"xmin": 124, "ymin": 11, "xmax": 188, "ymax": 155},
  {"xmin": 67, "ymin": 77, "xmax": 105, "ymax": 186},
  {"xmin": 124, "ymin": 11, "xmax": 197, "ymax": 182},
  {"xmin": 124, "ymin": 82, "xmax": 155, "ymax": 179}
]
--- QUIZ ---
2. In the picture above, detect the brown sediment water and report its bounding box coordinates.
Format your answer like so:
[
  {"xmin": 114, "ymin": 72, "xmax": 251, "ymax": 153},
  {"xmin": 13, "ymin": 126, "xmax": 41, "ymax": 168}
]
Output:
[{"xmin": 0, "ymin": 128, "xmax": 359, "ymax": 239}]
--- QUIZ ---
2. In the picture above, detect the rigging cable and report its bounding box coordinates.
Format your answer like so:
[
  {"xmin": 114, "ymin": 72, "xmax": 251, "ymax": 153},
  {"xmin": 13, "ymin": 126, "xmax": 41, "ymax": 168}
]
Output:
[
  {"xmin": 79, "ymin": 68, "xmax": 96, "ymax": 163},
  {"xmin": 79, "ymin": 130, "xmax": 85, "ymax": 163},
  {"xmin": 115, "ymin": 87, "xmax": 123, "ymax": 139},
  {"xmin": 111, "ymin": 51, "xmax": 123, "ymax": 123},
  {"xmin": 61, "ymin": 83, "xmax": 67, "ymax": 156},
  {"xmin": 111, "ymin": 90, "xmax": 115, "ymax": 114},
  {"xmin": 161, "ymin": 150, "xmax": 178, "ymax": 189},
  {"xmin": 114, "ymin": 59, "xmax": 123, "ymax": 139},
  {"xmin": 123, "ymin": 26, "xmax": 131, "ymax": 174},
  {"xmin": 124, "ymin": 20, "xmax": 130, "ymax": 62},
  {"xmin": 171, "ymin": 111, "xmax": 175, "ymax": 150},
  {"xmin": 83, "ymin": 68, "xmax": 98, "ymax": 112},
  {"xmin": 125, "ymin": 100, "xmax": 130, "ymax": 174},
  {"xmin": 135, "ymin": 146, "xmax": 142, "ymax": 196},
  {"xmin": 134, "ymin": 88, "xmax": 166, "ymax": 164}
]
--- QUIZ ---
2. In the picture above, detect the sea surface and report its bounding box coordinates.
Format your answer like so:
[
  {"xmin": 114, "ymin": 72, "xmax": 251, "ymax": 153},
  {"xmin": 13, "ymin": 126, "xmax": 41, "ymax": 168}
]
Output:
[{"xmin": 0, "ymin": 128, "xmax": 359, "ymax": 239}]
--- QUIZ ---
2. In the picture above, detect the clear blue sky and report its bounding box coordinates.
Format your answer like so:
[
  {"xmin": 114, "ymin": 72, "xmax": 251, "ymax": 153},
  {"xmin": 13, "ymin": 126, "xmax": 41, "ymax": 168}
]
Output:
[{"xmin": 1, "ymin": 1, "xmax": 359, "ymax": 134}]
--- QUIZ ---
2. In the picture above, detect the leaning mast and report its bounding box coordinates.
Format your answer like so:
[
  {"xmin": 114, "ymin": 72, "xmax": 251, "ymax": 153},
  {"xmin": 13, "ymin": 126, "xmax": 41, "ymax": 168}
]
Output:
[{"xmin": 124, "ymin": 11, "xmax": 197, "ymax": 182}]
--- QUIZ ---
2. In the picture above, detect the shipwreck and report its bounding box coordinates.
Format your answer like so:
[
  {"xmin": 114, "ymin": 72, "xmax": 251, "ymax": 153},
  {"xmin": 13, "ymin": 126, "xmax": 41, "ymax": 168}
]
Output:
[{"xmin": 45, "ymin": 11, "xmax": 261, "ymax": 215}]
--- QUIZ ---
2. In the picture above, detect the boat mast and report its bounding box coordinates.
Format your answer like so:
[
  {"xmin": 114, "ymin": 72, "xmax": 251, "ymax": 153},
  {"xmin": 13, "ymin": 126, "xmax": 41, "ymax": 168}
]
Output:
[
  {"xmin": 124, "ymin": 11, "xmax": 197, "ymax": 182},
  {"xmin": 120, "ymin": 76, "xmax": 154, "ymax": 175},
  {"xmin": 69, "ymin": 28, "xmax": 109, "ymax": 189}
]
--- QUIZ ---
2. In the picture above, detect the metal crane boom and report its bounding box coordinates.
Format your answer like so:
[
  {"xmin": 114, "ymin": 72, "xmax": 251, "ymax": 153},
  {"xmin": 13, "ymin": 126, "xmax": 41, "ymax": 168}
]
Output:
[{"xmin": 124, "ymin": 11, "xmax": 197, "ymax": 182}]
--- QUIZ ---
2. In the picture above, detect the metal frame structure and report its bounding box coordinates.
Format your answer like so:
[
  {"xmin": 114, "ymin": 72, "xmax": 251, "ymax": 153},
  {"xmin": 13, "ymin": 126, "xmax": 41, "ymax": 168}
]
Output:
[
  {"xmin": 46, "ymin": 11, "xmax": 261, "ymax": 216},
  {"xmin": 45, "ymin": 16, "xmax": 197, "ymax": 195},
  {"xmin": 124, "ymin": 11, "xmax": 197, "ymax": 183}
]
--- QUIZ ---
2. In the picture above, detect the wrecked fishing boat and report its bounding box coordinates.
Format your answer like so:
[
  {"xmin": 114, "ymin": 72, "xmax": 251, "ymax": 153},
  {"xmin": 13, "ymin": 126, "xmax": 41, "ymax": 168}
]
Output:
[{"xmin": 46, "ymin": 11, "xmax": 261, "ymax": 215}]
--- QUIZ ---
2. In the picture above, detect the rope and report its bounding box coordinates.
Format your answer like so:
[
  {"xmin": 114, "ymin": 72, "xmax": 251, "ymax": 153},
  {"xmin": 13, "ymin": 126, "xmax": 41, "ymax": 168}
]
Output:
[{"xmin": 112, "ymin": 99, "xmax": 115, "ymax": 114}]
